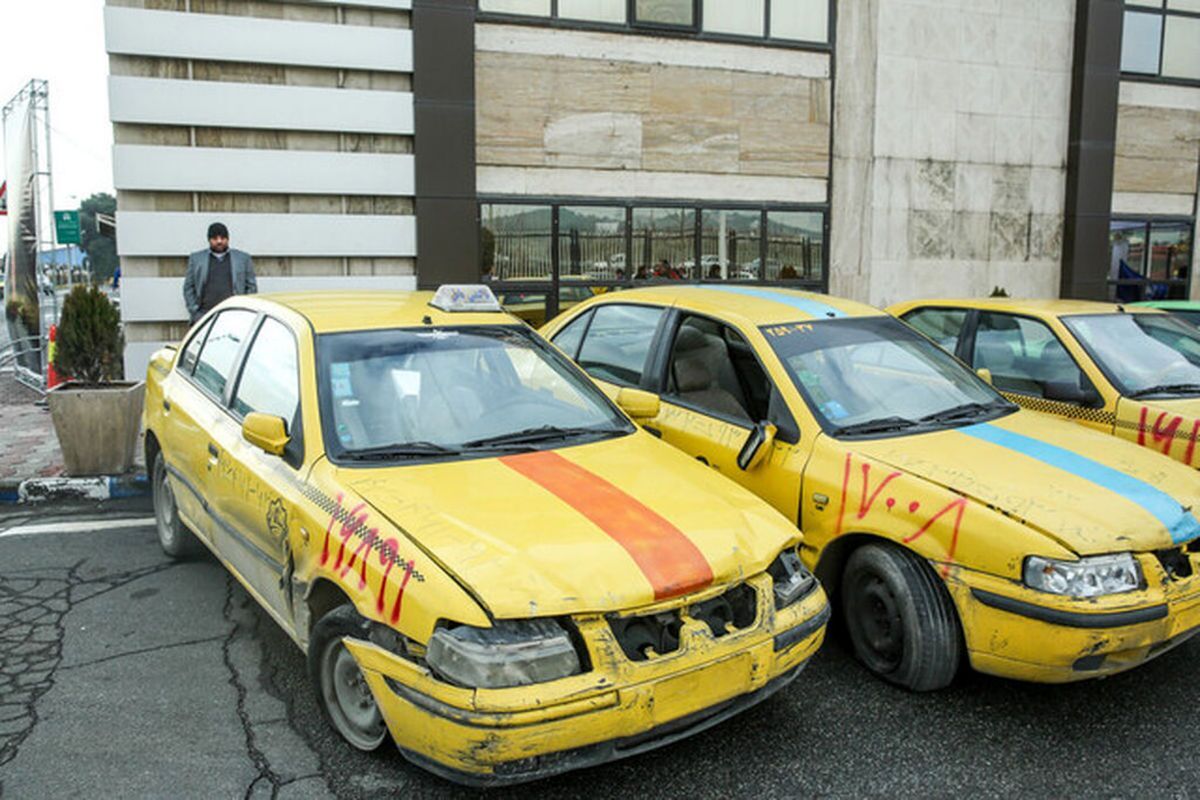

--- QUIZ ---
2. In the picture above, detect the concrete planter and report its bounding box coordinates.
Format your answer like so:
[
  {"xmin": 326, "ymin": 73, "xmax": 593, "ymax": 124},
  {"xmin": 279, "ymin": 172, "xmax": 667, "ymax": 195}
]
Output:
[{"xmin": 47, "ymin": 381, "xmax": 145, "ymax": 476}]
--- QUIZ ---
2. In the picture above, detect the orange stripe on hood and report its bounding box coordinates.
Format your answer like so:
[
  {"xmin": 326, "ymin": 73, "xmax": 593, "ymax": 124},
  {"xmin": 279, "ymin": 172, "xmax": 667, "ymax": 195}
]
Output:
[{"xmin": 500, "ymin": 450, "xmax": 714, "ymax": 600}]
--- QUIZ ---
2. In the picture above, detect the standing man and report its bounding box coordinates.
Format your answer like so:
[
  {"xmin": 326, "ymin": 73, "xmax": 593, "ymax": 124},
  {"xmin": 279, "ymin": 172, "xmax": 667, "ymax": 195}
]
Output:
[{"xmin": 183, "ymin": 222, "xmax": 257, "ymax": 323}]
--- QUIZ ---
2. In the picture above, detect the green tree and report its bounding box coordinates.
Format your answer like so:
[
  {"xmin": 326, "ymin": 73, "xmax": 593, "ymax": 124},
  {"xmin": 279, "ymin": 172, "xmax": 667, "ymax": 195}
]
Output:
[{"xmin": 79, "ymin": 192, "xmax": 118, "ymax": 282}]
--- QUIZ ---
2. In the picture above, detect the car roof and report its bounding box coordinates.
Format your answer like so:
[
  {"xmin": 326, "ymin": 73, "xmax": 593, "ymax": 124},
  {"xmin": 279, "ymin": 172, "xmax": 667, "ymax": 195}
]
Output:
[
  {"xmin": 887, "ymin": 298, "xmax": 1167, "ymax": 318},
  {"xmin": 1132, "ymin": 300, "xmax": 1200, "ymax": 311},
  {"xmin": 589, "ymin": 285, "xmax": 885, "ymax": 326},
  {"xmin": 243, "ymin": 291, "xmax": 516, "ymax": 333}
]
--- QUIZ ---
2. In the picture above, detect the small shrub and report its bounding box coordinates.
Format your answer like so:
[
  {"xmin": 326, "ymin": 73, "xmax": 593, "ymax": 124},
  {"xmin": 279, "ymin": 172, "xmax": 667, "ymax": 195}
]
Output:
[{"xmin": 54, "ymin": 285, "xmax": 124, "ymax": 383}]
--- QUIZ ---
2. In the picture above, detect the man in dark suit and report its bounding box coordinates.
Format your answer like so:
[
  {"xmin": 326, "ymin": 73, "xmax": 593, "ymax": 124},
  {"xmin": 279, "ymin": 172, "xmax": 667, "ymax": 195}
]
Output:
[{"xmin": 183, "ymin": 222, "xmax": 257, "ymax": 323}]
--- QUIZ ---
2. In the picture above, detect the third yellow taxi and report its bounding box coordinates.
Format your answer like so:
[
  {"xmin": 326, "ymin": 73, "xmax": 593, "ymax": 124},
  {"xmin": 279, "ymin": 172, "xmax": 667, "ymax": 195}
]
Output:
[
  {"xmin": 541, "ymin": 286, "xmax": 1200, "ymax": 689},
  {"xmin": 889, "ymin": 299, "xmax": 1200, "ymax": 470}
]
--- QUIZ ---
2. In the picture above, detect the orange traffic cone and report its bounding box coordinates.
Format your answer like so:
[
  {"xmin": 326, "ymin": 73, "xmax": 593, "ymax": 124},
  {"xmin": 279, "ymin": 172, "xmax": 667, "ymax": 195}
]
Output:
[{"xmin": 46, "ymin": 324, "xmax": 63, "ymax": 389}]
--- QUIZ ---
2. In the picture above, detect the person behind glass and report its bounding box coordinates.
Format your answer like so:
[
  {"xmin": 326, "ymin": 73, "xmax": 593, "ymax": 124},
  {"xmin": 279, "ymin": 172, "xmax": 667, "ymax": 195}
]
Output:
[
  {"xmin": 654, "ymin": 259, "xmax": 682, "ymax": 280},
  {"xmin": 183, "ymin": 222, "xmax": 257, "ymax": 324}
]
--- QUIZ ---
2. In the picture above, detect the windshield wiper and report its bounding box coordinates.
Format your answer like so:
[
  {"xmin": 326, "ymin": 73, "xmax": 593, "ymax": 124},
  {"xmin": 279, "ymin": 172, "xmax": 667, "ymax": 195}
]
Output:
[
  {"xmin": 462, "ymin": 425, "xmax": 624, "ymax": 448},
  {"xmin": 341, "ymin": 441, "xmax": 463, "ymax": 461},
  {"xmin": 1127, "ymin": 383, "xmax": 1200, "ymax": 398},
  {"xmin": 918, "ymin": 401, "xmax": 1008, "ymax": 424},
  {"xmin": 830, "ymin": 416, "xmax": 919, "ymax": 437}
]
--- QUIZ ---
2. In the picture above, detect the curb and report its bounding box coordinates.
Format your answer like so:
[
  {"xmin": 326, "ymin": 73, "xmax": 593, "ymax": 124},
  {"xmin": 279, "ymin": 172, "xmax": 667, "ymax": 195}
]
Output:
[{"xmin": 0, "ymin": 473, "xmax": 150, "ymax": 505}]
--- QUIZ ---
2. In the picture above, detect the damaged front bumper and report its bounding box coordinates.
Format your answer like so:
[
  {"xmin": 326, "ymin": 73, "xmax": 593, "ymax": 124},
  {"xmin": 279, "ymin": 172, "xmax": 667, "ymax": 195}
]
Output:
[
  {"xmin": 946, "ymin": 559, "xmax": 1200, "ymax": 683},
  {"xmin": 343, "ymin": 577, "xmax": 828, "ymax": 785}
]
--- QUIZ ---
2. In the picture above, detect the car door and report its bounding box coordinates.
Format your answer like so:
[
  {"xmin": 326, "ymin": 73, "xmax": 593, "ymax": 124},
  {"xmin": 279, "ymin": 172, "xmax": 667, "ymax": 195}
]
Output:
[
  {"xmin": 643, "ymin": 312, "xmax": 805, "ymax": 521},
  {"xmin": 964, "ymin": 311, "xmax": 1114, "ymax": 433},
  {"xmin": 205, "ymin": 314, "xmax": 304, "ymax": 624}
]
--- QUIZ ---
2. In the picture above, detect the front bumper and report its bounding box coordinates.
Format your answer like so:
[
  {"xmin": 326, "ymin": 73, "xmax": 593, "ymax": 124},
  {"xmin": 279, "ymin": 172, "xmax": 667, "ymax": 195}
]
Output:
[
  {"xmin": 344, "ymin": 582, "xmax": 828, "ymax": 786},
  {"xmin": 946, "ymin": 566, "xmax": 1200, "ymax": 683}
]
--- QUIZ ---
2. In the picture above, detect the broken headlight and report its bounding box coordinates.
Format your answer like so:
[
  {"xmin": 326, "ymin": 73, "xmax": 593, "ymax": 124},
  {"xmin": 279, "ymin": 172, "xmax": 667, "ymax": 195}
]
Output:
[
  {"xmin": 1023, "ymin": 553, "xmax": 1142, "ymax": 599},
  {"xmin": 768, "ymin": 549, "xmax": 818, "ymax": 609},
  {"xmin": 426, "ymin": 619, "xmax": 582, "ymax": 689}
]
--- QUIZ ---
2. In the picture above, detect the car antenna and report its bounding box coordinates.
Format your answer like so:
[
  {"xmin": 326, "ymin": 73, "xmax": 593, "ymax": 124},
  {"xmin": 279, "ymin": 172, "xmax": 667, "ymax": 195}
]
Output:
[
  {"xmin": 422, "ymin": 315, "xmax": 433, "ymax": 325},
  {"xmin": 1116, "ymin": 305, "xmax": 1125, "ymax": 313}
]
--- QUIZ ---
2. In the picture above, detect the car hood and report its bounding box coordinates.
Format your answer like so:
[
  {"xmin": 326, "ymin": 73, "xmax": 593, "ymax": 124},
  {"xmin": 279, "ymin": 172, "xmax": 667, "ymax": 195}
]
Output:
[
  {"xmin": 336, "ymin": 433, "xmax": 795, "ymax": 619},
  {"xmin": 851, "ymin": 411, "xmax": 1200, "ymax": 556}
]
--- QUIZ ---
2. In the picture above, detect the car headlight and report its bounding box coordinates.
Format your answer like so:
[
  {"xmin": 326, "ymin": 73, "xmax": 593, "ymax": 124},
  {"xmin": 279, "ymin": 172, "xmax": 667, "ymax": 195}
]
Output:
[
  {"xmin": 426, "ymin": 619, "xmax": 582, "ymax": 689},
  {"xmin": 1023, "ymin": 553, "xmax": 1143, "ymax": 598},
  {"xmin": 768, "ymin": 549, "xmax": 818, "ymax": 609}
]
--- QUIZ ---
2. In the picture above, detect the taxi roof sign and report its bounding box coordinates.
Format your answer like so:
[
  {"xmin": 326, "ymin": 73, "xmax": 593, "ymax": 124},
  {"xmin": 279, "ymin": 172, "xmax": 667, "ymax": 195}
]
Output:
[{"xmin": 430, "ymin": 284, "xmax": 502, "ymax": 313}]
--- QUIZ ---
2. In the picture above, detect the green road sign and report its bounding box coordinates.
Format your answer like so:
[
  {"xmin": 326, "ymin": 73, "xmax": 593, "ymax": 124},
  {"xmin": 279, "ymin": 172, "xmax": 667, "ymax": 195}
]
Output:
[{"xmin": 54, "ymin": 210, "xmax": 81, "ymax": 245}]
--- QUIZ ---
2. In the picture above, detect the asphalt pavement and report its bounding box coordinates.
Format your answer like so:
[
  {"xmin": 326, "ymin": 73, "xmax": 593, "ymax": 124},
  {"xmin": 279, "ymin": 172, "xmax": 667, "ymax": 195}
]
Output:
[{"xmin": 3, "ymin": 506, "xmax": 1200, "ymax": 798}]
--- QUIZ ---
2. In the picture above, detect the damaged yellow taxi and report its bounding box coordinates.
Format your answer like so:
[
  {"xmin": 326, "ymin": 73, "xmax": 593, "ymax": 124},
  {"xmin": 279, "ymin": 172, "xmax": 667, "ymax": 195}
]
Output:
[
  {"xmin": 542, "ymin": 286, "xmax": 1200, "ymax": 689},
  {"xmin": 142, "ymin": 286, "xmax": 828, "ymax": 785}
]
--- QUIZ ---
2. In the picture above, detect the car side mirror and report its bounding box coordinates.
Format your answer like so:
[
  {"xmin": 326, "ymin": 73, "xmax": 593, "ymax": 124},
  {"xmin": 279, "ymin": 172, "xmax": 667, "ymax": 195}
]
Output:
[
  {"xmin": 738, "ymin": 421, "xmax": 778, "ymax": 471},
  {"xmin": 1043, "ymin": 379, "xmax": 1102, "ymax": 408},
  {"xmin": 242, "ymin": 412, "xmax": 289, "ymax": 456},
  {"xmin": 616, "ymin": 388, "xmax": 661, "ymax": 420},
  {"xmin": 976, "ymin": 367, "xmax": 992, "ymax": 384}
]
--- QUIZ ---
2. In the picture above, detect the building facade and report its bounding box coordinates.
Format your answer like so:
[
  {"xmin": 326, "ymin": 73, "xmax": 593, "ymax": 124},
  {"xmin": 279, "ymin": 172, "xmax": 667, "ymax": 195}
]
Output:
[{"xmin": 105, "ymin": 0, "xmax": 1200, "ymax": 375}]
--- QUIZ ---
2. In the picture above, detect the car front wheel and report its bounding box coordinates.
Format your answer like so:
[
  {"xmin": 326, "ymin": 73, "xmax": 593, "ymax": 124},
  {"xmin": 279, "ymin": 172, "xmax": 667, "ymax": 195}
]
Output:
[
  {"xmin": 842, "ymin": 542, "xmax": 962, "ymax": 692},
  {"xmin": 309, "ymin": 605, "xmax": 389, "ymax": 752}
]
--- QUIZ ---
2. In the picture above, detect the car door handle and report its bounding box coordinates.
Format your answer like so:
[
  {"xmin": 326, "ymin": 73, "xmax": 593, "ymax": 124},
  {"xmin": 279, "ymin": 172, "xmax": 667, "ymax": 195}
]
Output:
[{"xmin": 207, "ymin": 443, "xmax": 219, "ymax": 458}]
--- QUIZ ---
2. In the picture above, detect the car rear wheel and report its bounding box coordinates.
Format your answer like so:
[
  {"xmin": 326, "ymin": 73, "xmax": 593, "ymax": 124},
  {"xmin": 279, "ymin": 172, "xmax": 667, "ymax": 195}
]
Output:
[
  {"xmin": 152, "ymin": 451, "xmax": 201, "ymax": 559},
  {"xmin": 309, "ymin": 605, "xmax": 388, "ymax": 752},
  {"xmin": 842, "ymin": 542, "xmax": 961, "ymax": 692}
]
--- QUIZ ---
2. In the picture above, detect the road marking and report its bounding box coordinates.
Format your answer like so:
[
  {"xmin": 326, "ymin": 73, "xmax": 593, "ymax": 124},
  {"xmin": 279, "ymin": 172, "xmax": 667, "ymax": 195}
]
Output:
[{"xmin": 0, "ymin": 516, "xmax": 156, "ymax": 539}]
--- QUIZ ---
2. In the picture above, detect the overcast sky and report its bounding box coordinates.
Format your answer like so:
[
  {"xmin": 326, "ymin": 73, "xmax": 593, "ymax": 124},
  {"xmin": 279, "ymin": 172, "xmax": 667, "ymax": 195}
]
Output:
[{"xmin": 1, "ymin": 1, "xmax": 112, "ymax": 256}]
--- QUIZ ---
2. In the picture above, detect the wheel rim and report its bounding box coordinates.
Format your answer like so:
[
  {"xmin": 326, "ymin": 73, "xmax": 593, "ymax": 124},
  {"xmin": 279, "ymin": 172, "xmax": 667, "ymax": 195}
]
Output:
[
  {"xmin": 320, "ymin": 639, "xmax": 387, "ymax": 750},
  {"xmin": 153, "ymin": 460, "xmax": 177, "ymax": 548},
  {"xmin": 848, "ymin": 572, "xmax": 904, "ymax": 673}
]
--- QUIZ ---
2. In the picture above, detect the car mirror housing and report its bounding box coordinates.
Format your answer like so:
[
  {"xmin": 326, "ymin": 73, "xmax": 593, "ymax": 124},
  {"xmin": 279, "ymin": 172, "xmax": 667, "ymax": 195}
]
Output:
[
  {"xmin": 737, "ymin": 421, "xmax": 777, "ymax": 471},
  {"xmin": 976, "ymin": 367, "xmax": 993, "ymax": 384},
  {"xmin": 242, "ymin": 412, "xmax": 289, "ymax": 456},
  {"xmin": 616, "ymin": 387, "xmax": 660, "ymax": 420}
]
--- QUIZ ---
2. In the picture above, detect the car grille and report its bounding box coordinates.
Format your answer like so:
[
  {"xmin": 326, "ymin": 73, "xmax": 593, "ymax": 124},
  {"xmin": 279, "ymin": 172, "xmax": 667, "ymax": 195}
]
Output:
[{"xmin": 608, "ymin": 583, "xmax": 759, "ymax": 661}]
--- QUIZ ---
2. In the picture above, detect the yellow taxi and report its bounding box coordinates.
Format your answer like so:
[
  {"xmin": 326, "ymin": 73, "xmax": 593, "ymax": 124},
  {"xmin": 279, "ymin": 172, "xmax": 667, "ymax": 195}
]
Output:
[
  {"xmin": 541, "ymin": 286, "xmax": 1200, "ymax": 689},
  {"xmin": 142, "ymin": 286, "xmax": 828, "ymax": 785},
  {"xmin": 889, "ymin": 299, "xmax": 1200, "ymax": 470}
]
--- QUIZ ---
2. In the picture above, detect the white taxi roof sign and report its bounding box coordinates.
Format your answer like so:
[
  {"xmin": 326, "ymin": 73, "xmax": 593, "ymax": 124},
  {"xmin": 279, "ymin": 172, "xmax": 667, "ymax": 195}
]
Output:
[{"xmin": 430, "ymin": 284, "xmax": 502, "ymax": 313}]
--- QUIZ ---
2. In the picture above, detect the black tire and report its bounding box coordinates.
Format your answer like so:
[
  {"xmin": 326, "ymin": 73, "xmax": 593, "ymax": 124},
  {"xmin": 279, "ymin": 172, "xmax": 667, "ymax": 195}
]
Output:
[
  {"xmin": 152, "ymin": 450, "xmax": 202, "ymax": 559},
  {"xmin": 308, "ymin": 605, "xmax": 389, "ymax": 752},
  {"xmin": 841, "ymin": 542, "xmax": 962, "ymax": 692}
]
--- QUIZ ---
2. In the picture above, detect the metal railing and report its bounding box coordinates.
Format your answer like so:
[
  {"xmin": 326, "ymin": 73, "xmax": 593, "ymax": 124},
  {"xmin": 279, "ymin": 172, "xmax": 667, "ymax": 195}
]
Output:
[{"xmin": 0, "ymin": 335, "xmax": 47, "ymax": 395}]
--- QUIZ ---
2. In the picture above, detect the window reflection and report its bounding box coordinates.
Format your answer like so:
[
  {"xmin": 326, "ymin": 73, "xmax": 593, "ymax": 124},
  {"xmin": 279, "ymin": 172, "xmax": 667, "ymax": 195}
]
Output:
[
  {"xmin": 699, "ymin": 210, "xmax": 761, "ymax": 280},
  {"xmin": 767, "ymin": 211, "xmax": 824, "ymax": 282},
  {"xmin": 559, "ymin": 206, "xmax": 627, "ymax": 280},
  {"xmin": 481, "ymin": 204, "xmax": 552, "ymax": 282},
  {"xmin": 632, "ymin": 208, "xmax": 695, "ymax": 280}
]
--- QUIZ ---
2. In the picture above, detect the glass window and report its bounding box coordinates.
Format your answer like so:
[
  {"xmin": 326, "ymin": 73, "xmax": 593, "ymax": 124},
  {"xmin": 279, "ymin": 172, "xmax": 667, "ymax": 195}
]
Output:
[
  {"xmin": 632, "ymin": 207, "xmax": 695, "ymax": 280},
  {"xmin": 767, "ymin": 210, "xmax": 823, "ymax": 281},
  {"xmin": 971, "ymin": 313, "xmax": 1091, "ymax": 401},
  {"xmin": 699, "ymin": 209, "xmax": 761, "ymax": 280},
  {"xmin": 551, "ymin": 309, "xmax": 594, "ymax": 359},
  {"xmin": 481, "ymin": 204, "xmax": 552, "ymax": 282},
  {"xmin": 1168, "ymin": 0, "xmax": 1200, "ymax": 10},
  {"xmin": 577, "ymin": 304, "xmax": 666, "ymax": 386},
  {"xmin": 1163, "ymin": 15, "xmax": 1200, "ymax": 80},
  {"xmin": 317, "ymin": 326, "xmax": 629, "ymax": 459},
  {"xmin": 1121, "ymin": 11, "xmax": 1164, "ymax": 74},
  {"xmin": 495, "ymin": 287, "xmax": 550, "ymax": 328},
  {"xmin": 1110, "ymin": 218, "xmax": 1192, "ymax": 302},
  {"xmin": 771, "ymin": 0, "xmax": 829, "ymax": 42},
  {"xmin": 1064, "ymin": 313, "xmax": 1200, "ymax": 397},
  {"xmin": 478, "ymin": 0, "xmax": 551, "ymax": 15},
  {"xmin": 667, "ymin": 315, "xmax": 769, "ymax": 422},
  {"xmin": 1148, "ymin": 221, "xmax": 1191, "ymax": 282},
  {"xmin": 192, "ymin": 309, "xmax": 257, "ymax": 400},
  {"xmin": 232, "ymin": 318, "xmax": 300, "ymax": 424},
  {"xmin": 763, "ymin": 316, "xmax": 1009, "ymax": 438},
  {"xmin": 558, "ymin": 0, "xmax": 625, "ymax": 22},
  {"xmin": 559, "ymin": 206, "xmax": 627, "ymax": 280},
  {"xmin": 633, "ymin": 0, "xmax": 695, "ymax": 27},
  {"xmin": 703, "ymin": 0, "xmax": 764, "ymax": 36},
  {"xmin": 178, "ymin": 317, "xmax": 214, "ymax": 376},
  {"xmin": 902, "ymin": 308, "xmax": 969, "ymax": 353}
]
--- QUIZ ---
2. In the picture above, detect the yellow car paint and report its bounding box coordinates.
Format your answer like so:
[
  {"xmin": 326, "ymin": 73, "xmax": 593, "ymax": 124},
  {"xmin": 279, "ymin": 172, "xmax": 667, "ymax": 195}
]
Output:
[
  {"xmin": 542, "ymin": 286, "xmax": 1200, "ymax": 685},
  {"xmin": 888, "ymin": 298, "xmax": 1200, "ymax": 469},
  {"xmin": 143, "ymin": 290, "xmax": 828, "ymax": 785}
]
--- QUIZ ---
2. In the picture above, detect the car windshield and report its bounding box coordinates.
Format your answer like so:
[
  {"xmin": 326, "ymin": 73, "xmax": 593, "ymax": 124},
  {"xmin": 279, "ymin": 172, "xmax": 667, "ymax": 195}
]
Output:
[
  {"xmin": 317, "ymin": 325, "xmax": 631, "ymax": 461},
  {"xmin": 763, "ymin": 316, "xmax": 1013, "ymax": 438},
  {"xmin": 1063, "ymin": 313, "xmax": 1200, "ymax": 398},
  {"xmin": 1171, "ymin": 309, "xmax": 1200, "ymax": 328}
]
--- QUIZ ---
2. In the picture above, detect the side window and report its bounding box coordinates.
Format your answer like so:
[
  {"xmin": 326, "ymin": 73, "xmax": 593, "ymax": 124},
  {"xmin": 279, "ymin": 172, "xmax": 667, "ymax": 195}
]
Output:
[
  {"xmin": 551, "ymin": 309, "xmax": 593, "ymax": 360},
  {"xmin": 667, "ymin": 316, "xmax": 767, "ymax": 423},
  {"xmin": 232, "ymin": 318, "xmax": 300, "ymax": 425},
  {"xmin": 902, "ymin": 308, "xmax": 968, "ymax": 353},
  {"xmin": 576, "ymin": 304, "xmax": 664, "ymax": 386},
  {"xmin": 972, "ymin": 312, "xmax": 1087, "ymax": 399},
  {"xmin": 177, "ymin": 317, "xmax": 214, "ymax": 376},
  {"xmin": 192, "ymin": 309, "xmax": 257, "ymax": 400}
]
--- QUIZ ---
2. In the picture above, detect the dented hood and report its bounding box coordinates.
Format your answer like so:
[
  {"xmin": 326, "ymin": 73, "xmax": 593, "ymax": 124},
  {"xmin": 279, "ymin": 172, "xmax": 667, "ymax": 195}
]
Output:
[
  {"xmin": 336, "ymin": 433, "xmax": 794, "ymax": 619},
  {"xmin": 852, "ymin": 411, "xmax": 1200, "ymax": 555}
]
